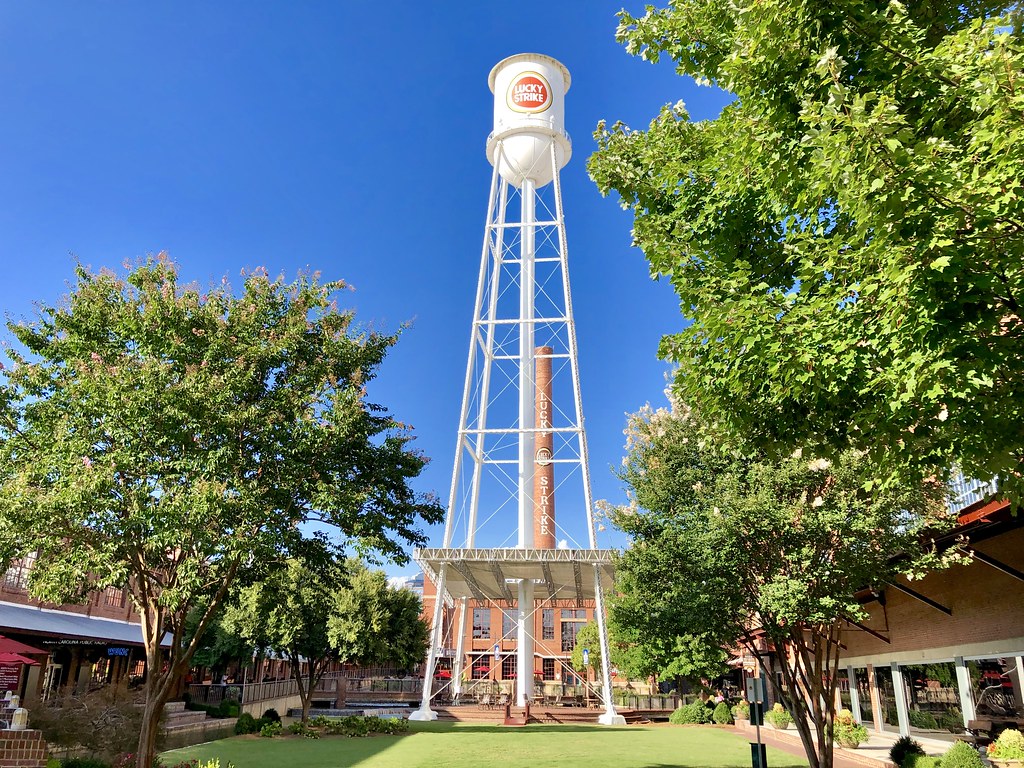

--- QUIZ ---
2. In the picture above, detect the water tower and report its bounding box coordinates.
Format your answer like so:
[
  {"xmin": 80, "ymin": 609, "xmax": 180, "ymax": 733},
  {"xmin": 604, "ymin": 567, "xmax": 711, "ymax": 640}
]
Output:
[{"xmin": 410, "ymin": 54, "xmax": 623, "ymax": 726}]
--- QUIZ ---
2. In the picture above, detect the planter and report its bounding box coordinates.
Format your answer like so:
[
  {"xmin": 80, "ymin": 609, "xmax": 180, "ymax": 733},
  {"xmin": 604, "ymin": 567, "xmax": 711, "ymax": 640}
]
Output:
[
  {"xmin": 836, "ymin": 738, "xmax": 864, "ymax": 749},
  {"xmin": 989, "ymin": 760, "xmax": 1024, "ymax": 768}
]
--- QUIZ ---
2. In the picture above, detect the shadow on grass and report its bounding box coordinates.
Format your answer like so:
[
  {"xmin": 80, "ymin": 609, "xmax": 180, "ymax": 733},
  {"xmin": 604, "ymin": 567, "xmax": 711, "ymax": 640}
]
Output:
[
  {"xmin": 162, "ymin": 721, "xmax": 812, "ymax": 768},
  {"xmin": 410, "ymin": 722, "xmax": 636, "ymax": 734}
]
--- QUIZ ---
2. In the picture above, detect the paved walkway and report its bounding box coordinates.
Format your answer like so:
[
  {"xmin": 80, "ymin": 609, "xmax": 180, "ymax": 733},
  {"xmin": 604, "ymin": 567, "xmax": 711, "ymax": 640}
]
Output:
[{"xmin": 735, "ymin": 721, "xmax": 961, "ymax": 768}]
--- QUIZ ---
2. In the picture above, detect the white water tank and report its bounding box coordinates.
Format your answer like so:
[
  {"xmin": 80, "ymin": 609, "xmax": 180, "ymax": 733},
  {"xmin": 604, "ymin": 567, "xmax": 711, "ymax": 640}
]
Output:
[{"xmin": 486, "ymin": 54, "xmax": 571, "ymax": 188}]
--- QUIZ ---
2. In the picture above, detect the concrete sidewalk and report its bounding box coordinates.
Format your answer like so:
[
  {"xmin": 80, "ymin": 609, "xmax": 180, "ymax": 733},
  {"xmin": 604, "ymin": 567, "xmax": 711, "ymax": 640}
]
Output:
[{"xmin": 735, "ymin": 720, "xmax": 961, "ymax": 768}]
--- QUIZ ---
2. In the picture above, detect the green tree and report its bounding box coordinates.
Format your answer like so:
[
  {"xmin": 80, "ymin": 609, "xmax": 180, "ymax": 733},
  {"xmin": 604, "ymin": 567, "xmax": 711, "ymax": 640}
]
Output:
[
  {"xmin": 183, "ymin": 600, "xmax": 254, "ymax": 683},
  {"xmin": 609, "ymin": 399, "xmax": 958, "ymax": 768},
  {"xmin": 0, "ymin": 258, "xmax": 443, "ymax": 767},
  {"xmin": 569, "ymin": 621, "xmax": 602, "ymax": 677},
  {"xmin": 327, "ymin": 563, "xmax": 430, "ymax": 673},
  {"xmin": 589, "ymin": 1, "xmax": 1024, "ymax": 500},
  {"xmin": 226, "ymin": 558, "xmax": 429, "ymax": 723}
]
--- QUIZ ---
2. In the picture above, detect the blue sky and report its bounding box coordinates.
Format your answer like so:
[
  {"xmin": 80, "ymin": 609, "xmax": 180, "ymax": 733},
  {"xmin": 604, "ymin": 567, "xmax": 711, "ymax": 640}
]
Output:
[{"xmin": 0, "ymin": 2, "xmax": 731, "ymax": 576}]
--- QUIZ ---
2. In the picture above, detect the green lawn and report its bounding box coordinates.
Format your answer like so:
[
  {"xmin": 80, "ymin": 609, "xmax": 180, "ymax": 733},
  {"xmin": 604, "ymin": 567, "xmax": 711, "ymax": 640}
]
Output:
[{"xmin": 161, "ymin": 721, "xmax": 810, "ymax": 768}]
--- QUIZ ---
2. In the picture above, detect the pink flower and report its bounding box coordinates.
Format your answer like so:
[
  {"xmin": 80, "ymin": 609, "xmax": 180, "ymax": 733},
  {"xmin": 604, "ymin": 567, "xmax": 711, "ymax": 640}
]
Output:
[
  {"xmin": 90, "ymin": 352, "xmax": 102, "ymax": 362},
  {"xmin": 82, "ymin": 456, "xmax": 93, "ymax": 468}
]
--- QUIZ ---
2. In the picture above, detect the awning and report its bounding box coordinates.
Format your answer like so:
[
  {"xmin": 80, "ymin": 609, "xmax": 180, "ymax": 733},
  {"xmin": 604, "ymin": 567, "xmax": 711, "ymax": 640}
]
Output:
[
  {"xmin": 0, "ymin": 634, "xmax": 47, "ymax": 656},
  {"xmin": 414, "ymin": 547, "xmax": 616, "ymax": 603},
  {"xmin": 0, "ymin": 652, "xmax": 39, "ymax": 665},
  {"xmin": 0, "ymin": 603, "xmax": 169, "ymax": 648}
]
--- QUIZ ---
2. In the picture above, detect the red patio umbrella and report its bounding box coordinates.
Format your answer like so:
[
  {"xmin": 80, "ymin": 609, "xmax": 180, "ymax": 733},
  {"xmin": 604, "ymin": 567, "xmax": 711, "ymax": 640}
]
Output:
[
  {"xmin": 0, "ymin": 652, "xmax": 39, "ymax": 665},
  {"xmin": 0, "ymin": 635, "xmax": 47, "ymax": 656}
]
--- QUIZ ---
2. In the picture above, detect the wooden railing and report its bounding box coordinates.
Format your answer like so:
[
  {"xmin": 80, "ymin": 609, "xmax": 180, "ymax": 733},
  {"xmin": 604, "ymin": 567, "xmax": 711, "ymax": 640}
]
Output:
[
  {"xmin": 188, "ymin": 679, "xmax": 302, "ymax": 706},
  {"xmin": 188, "ymin": 677, "xmax": 679, "ymax": 710}
]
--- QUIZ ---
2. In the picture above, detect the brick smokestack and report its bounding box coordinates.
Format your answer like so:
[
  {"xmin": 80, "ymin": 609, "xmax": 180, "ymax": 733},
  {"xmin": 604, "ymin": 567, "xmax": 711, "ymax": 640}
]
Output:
[{"xmin": 533, "ymin": 346, "xmax": 555, "ymax": 548}]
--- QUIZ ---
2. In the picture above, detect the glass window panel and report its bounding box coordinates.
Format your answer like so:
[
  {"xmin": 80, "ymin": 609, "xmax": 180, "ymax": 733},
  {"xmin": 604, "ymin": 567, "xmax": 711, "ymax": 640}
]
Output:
[{"xmin": 472, "ymin": 608, "xmax": 491, "ymax": 639}]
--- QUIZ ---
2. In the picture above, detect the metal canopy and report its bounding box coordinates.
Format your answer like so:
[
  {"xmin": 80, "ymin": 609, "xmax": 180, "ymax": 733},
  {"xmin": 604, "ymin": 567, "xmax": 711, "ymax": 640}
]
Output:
[{"xmin": 415, "ymin": 548, "xmax": 615, "ymax": 602}]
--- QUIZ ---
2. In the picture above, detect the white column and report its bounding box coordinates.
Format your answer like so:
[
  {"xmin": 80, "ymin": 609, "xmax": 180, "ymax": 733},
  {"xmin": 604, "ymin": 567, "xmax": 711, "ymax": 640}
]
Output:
[
  {"xmin": 516, "ymin": 579, "xmax": 534, "ymax": 706},
  {"xmin": 518, "ymin": 178, "xmax": 535, "ymax": 551},
  {"xmin": 847, "ymin": 666, "xmax": 862, "ymax": 724},
  {"xmin": 594, "ymin": 564, "xmax": 626, "ymax": 725},
  {"xmin": 1013, "ymin": 657, "xmax": 1024, "ymax": 712},
  {"xmin": 410, "ymin": 567, "xmax": 449, "ymax": 721},
  {"xmin": 452, "ymin": 598, "xmax": 468, "ymax": 701},
  {"xmin": 891, "ymin": 662, "xmax": 910, "ymax": 736},
  {"xmin": 955, "ymin": 656, "xmax": 976, "ymax": 723}
]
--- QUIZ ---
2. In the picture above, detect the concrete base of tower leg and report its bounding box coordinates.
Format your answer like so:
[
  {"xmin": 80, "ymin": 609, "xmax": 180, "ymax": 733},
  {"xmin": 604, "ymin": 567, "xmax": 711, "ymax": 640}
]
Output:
[
  {"xmin": 408, "ymin": 707, "xmax": 438, "ymax": 721},
  {"xmin": 598, "ymin": 710, "xmax": 627, "ymax": 726}
]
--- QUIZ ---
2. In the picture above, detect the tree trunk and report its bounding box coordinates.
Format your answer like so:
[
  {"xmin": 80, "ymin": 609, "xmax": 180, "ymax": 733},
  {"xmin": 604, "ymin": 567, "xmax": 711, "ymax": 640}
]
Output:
[
  {"xmin": 135, "ymin": 665, "xmax": 179, "ymax": 768},
  {"xmin": 767, "ymin": 623, "xmax": 843, "ymax": 768}
]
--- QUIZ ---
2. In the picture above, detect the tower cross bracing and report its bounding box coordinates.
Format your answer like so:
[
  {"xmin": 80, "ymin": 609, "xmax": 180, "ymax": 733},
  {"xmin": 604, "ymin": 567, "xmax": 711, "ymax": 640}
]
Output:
[{"xmin": 410, "ymin": 54, "xmax": 623, "ymax": 726}]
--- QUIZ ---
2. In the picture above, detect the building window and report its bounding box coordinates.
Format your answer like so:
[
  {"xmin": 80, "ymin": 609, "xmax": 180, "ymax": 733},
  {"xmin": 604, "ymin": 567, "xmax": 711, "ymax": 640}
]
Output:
[
  {"xmin": 560, "ymin": 609, "xmax": 587, "ymax": 652},
  {"xmin": 501, "ymin": 654, "xmax": 517, "ymax": 680},
  {"xmin": 104, "ymin": 585, "xmax": 126, "ymax": 608},
  {"xmin": 502, "ymin": 609, "xmax": 516, "ymax": 640},
  {"xmin": 542, "ymin": 609, "xmax": 554, "ymax": 640},
  {"xmin": 2, "ymin": 552, "xmax": 36, "ymax": 590},
  {"xmin": 471, "ymin": 655, "xmax": 489, "ymax": 679},
  {"xmin": 542, "ymin": 657, "xmax": 556, "ymax": 681},
  {"xmin": 472, "ymin": 608, "xmax": 491, "ymax": 639}
]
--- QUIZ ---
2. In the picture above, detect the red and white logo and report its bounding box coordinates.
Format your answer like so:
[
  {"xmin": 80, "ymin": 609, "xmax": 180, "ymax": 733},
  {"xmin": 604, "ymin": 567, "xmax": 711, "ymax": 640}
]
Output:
[{"xmin": 507, "ymin": 71, "xmax": 551, "ymax": 113}]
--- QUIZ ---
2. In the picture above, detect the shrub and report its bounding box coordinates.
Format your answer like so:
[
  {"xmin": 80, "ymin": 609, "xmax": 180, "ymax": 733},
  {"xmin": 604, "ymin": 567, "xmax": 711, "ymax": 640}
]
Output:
[
  {"xmin": 939, "ymin": 707, "xmax": 965, "ymax": 733},
  {"xmin": 60, "ymin": 759, "xmax": 112, "ymax": 768},
  {"xmin": 153, "ymin": 758, "xmax": 199, "ymax": 768},
  {"xmin": 941, "ymin": 741, "xmax": 984, "ymax": 768},
  {"xmin": 890, "ymin": 735, "xmax": 926, "ymax": 767},
  {"xmin": 669, "ymin": 701, "xmax": 713, "ymax": 725},
  {"xmin": 34, "ymin": 687, "xmax": 150, "ymax": 764},
  {"xmin": 833, "ymin": 709, "xmax": 868, "ymax": 748},
  {"xmin": 904, "ymin": 757, "xmax": 941, "ymax": 768},
  {"xmin": 989, "ymin": 729, "xmax": 1024, "ymax": 761},
  {"xmin": 234, "ymin": 712, "xmax": 259, "ymax": 735},
  {"xmin": 214, "ymin": 700, "xmax": 240, "ymax": 719},
  {"xmin": 261, "ymin": 708, "xmax": 281, "ymax": 724},
  {"xmin": 713, "ymin": 702, "xmax": 733, "ymax": 725},
  {"xmin": 732, "ymin": 699, "xmax": 750, "ymax": 721},
  {"xmin": 908, "ymin": 709, "xmax": 939, "ymax": 730},
  {"xmin": 259, "ymin": 721, "xmax": 282, "ymax": 738},
  {"xmin": 765, "ymin": 703, "xmax": 792, "ymax": 730},
  {"xmin": 287, "ymin": 721, "xmax": 321, "ymax": 739}
]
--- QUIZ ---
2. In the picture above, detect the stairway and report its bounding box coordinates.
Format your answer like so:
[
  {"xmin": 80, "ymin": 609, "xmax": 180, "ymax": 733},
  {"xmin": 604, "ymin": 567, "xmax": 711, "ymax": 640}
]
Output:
[{"xmin": 162, "ymin": 700, "xmax": 213, "ymax": 733}]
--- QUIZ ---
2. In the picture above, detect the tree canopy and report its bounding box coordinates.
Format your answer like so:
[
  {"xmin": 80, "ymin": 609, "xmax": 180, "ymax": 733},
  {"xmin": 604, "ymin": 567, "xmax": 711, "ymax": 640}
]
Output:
[
  {"xmin": 225, "ymin": 557, "xmax": 429, "ymax": 723},
  {"xmin": 0, "ymin": 257, "xmax": 443, "ymax": 767},
  {"xmin": 609, "ymin": 400, "xmax": 958, "ymax": 768},
  {"xmin": 588, "ymin": 0, "xmax": 1024, "ymax": 500}
]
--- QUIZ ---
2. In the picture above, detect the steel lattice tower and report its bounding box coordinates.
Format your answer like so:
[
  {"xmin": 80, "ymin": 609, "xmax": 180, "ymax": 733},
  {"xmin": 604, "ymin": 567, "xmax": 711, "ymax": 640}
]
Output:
[{"xmin": 411, "ymin": 54, "xmax": 623, "ymax": 726}]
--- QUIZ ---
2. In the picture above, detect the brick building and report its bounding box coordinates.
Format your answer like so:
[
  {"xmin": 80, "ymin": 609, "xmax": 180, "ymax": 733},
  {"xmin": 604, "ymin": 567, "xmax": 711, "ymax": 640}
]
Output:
[
  {"xmin": 832, "ymin": 480, "xmax": 1024, "ymax": 740},
  {"xmin": 419, "ymin": 570, "xmax": 594, "ymax": 694},
  {"xmin": 0, "ymin": 555, "xmax": 150, "ymax": 702}
]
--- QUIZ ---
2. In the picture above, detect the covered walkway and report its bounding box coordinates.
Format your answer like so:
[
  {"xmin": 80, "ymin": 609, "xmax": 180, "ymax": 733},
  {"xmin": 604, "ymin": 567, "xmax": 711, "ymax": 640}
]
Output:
[{"xmin": 736, "ymin": 720, "xmax": 968, "ymax": 768}]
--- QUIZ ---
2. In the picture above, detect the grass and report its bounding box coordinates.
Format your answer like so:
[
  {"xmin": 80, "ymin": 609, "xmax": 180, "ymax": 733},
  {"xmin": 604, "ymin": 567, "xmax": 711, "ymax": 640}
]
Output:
[{"xmin": 161, "ymin": 721, "xmax": 811, "ymax": 768}]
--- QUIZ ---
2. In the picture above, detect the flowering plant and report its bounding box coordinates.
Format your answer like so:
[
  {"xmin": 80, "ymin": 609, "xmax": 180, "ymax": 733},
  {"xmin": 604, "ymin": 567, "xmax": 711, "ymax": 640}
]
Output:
[
  {"xmin": 765, "ymin": 702, "xmax": 793, "ymax": 729},
  {"xmin": 988, "ymin": 729, "xmax": 1024, "ymax": 760},
  {"xmin": 833, "ymin": 709, "xmax": 868, "ymax": 748}
]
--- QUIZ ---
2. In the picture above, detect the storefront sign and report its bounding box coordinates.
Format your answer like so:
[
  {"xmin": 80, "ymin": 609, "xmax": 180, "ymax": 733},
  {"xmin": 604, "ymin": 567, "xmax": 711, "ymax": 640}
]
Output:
[
  {"xmin": 44, "ymin": 638, "xmax": 105, "ymax": 646},
  {"xmin": 0, "ymin": 663, "xmax": 20, "ymax": 692}
]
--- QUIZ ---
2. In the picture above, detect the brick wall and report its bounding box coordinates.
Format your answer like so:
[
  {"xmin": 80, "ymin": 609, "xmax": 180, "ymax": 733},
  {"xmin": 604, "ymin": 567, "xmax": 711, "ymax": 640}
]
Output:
[
  {"xmin": 0, "ymin": 730, "xmax": 47, "ymax": 768},
  {"xmin": 841, "ymin": 526, "xmax": 1024, "ymax": 666},
  {"xmin": 1, "ymin": 582, "xmax": 137, "ymax": 622}
]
